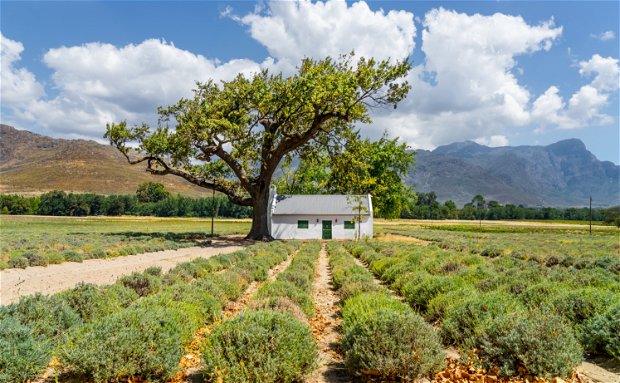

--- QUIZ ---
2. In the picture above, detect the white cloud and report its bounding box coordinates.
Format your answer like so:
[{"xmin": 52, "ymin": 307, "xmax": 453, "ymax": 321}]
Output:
[
  {"xmin": 579, "ymin": 54, "xmax": 619, "ymax": 92},
  {"xmin": 235, "ymin": 0, "xmax": 416, "ymax": 72},
  {"xmin": 591, "ymin": 30, "xmax": 615, "ymax": 41},
  {"xmin": 532, "ymin": 54, "xmax": 619, "ymax": 129},
  {"xmin": 2, "ymin": 2, "xmax": 619, "ymax": 151},
  {"xmin": 2, "ymin": 38, "xmax": 263, "ymax": 138},
  {"xmin": 1, "ymin": 33, "xmax": 45, "ymax": 104},
  {"xmin": 368, "ymin": 8, "xmax": 562, "ymax": 149}
]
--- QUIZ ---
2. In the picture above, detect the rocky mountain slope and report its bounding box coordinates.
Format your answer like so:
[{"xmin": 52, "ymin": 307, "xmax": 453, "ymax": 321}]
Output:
[
  {"xmin": 409, "ymin": 139, "xmax": 619, "ymax": 207},
  {"xmin": 0, "ymin": 124, "xmax": 207, "ymax": 197}
]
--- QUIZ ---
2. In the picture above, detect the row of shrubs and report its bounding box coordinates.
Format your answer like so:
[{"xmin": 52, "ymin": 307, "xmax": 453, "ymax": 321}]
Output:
[
  {"xmin": 0, "ymin": 241, "xmax": 295, "ymax": 383},
  {"xmin": 384, "ymin": 225, "xmax": 619, "ymax": 273},
  {"xmin": 3, "ymin": 236, "xmax": 193, "ymax": 270},
  {"xmin": 326, "ymin": 242, "xmax": 445, "ymax": 381},
  {"xmin": 348, "ymin": 241, "xmax": 620, "ymax": 377},
  {"xmin": 201, "ymin": 241, "xmax": 322, "ymax": 383}
]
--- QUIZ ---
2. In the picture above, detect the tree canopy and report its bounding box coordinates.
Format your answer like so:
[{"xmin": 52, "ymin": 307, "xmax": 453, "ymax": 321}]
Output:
[
  {"xmin": 136, "ymin": 182, "xmax": 170, "ymax": 203},
  {"xmin": 105, "ymin": 54, "xmax": 411, "ymax": 239},
  {"xmin": 275, "ymin": 131, "xmax": 414, "ymax": 218}
]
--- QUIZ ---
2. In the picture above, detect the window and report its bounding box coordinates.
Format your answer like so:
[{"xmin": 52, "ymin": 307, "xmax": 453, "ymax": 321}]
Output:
[
  {"xmin": 298, "ymin": 220, "xmax": 309, "ymax": 229},
  {"xmin": 344, "ymin": 220, "xmax": 355, "ymax": 229}
]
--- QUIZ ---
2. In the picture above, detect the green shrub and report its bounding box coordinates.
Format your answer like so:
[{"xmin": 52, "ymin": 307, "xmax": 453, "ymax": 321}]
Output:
[
  {"xmin": 255, "ymin": 281, "xmax": 313, "ymax": 317},
  {"xmin": 551, "ymin": 288, "xmax": 618, "ymax": 345},
  {"xmin": 442, "ymin": 291, "xmax": 523, "ymax": 345},
  {"xmin": 119, "ymin": 270, "xmax": 162, "ymax": 297},
  {"xmin": 2, "ymin": 294, "xmax": 81, "ymax": 339},
  {"xmin": 59, "ymin": 302, "xmax": 202, "ymax": 382},
  {"xmin": 401, "ymin": 274, "xmax": 465, "ymax": 312},
  {"xmin": 342, "ymin": 292, "xmax": 409, "ymax": 328},
  {"xmin": 0, "ymin": 317, "xmax": 51, "ymax": 383},
  {"xmin": 23, "ymin": 251, "xmax": 47, "ymax": 267},
  {"xmin": 342, "ymin": 308, "xmax": 444, "ymax": 380},
  {"xmin": 248, "ymin": 297, "xmax": 308, "ymax": 323},
  {"xmin": 201, "ymin": 310, "xmax": 317, "ymax": 383},
  {"xmin": 338, "ymin": 273, "xmax": 381, "ymax": 300},
  {"xmin": 58, "ymin": 283, "xmax": 139, "ymax": 322},
  {"xmin": 480, "ymin": 247, "xmax": 502, "ymax": 258},
  {"xmin": 278, "ymin": 269, "xmax": 313, "ymax": 291},
  {"xmin": 8, "ymin": 256, "xmax": 28, "ymax": 269},
  {"xmin": 426, "ymin": 287, "xmax": 476, "ymax": 322},
  {"xmin": 47, "ymin": 251, "xmax": 65, "ymax": 264},
  {"xmin": 468, "ymin": 310, "xmax": 582, "ymax": 377},
  {"xmin": 157, "ymin": 284, "xmax": 222, "ymax": 323},
  {"xmin": 143, "ymin": 266, "xmax": 162, "ymax": 277},
  {"xmin": 88, "ymin": 248, "xmax": 106, "ymax": 259},
  {"xmin": 61, "ymin": 250, "xmax": 83, "ymax": 263},
  {"xmin": 582, "ymin": 303, "xmax": 620, "ymax": 358},
  {"xmin": 519, "ymin": 282, "xmax": 564, "ymax": 308}
]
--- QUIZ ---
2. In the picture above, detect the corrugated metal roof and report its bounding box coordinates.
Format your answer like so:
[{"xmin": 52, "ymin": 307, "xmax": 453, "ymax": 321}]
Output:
[{"xmin": 272, "ymin": 194, "xmax": 370, "ymax": 215}]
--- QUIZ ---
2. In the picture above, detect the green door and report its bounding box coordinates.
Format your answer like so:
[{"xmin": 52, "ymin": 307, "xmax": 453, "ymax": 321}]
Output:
[{"xmin": 322, "ymin": 220, "xmax": 332, "ymax": 240}]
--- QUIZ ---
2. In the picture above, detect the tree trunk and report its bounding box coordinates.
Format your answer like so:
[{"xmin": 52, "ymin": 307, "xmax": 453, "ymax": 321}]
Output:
[{"xmin": 246, "ymin": 188, "xmax": 273, "ymax": 241}]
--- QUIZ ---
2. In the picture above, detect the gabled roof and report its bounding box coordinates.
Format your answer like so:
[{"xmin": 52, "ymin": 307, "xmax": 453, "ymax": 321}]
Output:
[{"xmin": 272, "ymin": 194, "xmax": 370, "ymax": 215}]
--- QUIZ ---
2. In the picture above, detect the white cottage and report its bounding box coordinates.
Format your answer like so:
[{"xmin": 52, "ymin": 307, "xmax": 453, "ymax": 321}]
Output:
[{"xmin": 267, "ymin": 188, "xmax": 373, "ymax": 240}]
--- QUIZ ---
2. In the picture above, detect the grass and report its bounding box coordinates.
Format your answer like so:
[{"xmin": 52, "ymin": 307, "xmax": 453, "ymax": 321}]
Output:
[
  {"xmin": 0, "ymin": 215, "xmax": 250, "ymax": 269},
  {"xmin": 375, "ymin": 220, "xmax": 619, "ymax": 263}
]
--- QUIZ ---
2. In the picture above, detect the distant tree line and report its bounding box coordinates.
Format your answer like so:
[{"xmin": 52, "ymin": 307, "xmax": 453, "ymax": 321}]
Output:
[
  {"xmin": 0, "ymin": 183, "xmax": 251, "ymax": 218},
  {"xmin": 1, "ymin": 185, "xmax": 618, "ymax": 225},
  {"xmin": 401, "ymin": 192, "xmax": 618, "ymax": 224}
]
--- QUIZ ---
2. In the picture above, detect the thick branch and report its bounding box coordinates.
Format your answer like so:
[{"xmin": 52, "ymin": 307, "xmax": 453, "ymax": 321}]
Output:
[{"xmin": 120, "ymin": 152, "xmax": 252, "ymax": 206}]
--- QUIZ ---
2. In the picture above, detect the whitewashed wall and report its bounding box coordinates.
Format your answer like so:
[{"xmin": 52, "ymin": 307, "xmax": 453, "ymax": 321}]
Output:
[{"xmin": 271, "ymin": 215, "xmax": 373, "ymax": 240}]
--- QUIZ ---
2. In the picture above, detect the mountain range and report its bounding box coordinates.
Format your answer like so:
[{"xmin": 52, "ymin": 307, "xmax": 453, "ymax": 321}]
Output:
[
  {"xmin": 1, "ymin": 124, "xmax": 618, "ymax": 207},
  {"xmin": 408, "ymin": 139, "xmax": 619, "ymax": 207}
]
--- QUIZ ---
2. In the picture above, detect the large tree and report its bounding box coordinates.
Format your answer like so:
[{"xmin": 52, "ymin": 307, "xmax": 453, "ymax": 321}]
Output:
[{"xmin": 105, "ymin": 55, "xmax": 411, "ymax": 240}]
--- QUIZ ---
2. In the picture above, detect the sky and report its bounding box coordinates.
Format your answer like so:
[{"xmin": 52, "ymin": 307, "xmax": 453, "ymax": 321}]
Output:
[{"xmin": 1, "ymin": 1, "xmax": 619, "ymax": 164}]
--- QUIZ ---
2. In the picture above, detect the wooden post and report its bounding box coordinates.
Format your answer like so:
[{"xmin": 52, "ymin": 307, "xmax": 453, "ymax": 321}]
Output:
[
  {"xmin": 589, "ymin": 196, "xmax": 592, "ymax": 235},
  {"xmin": 211, "ymin": 188, "xmax": 215, "ymax": 238}
]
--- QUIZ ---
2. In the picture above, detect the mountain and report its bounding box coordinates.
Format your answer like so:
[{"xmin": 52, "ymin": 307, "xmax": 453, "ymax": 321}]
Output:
[
  {"xmin": 0, "ymin": 125, "xmax": 208, "ymax": 197},
  {"xmin": 408, "ymin": 139, "xmax": 620, "ymax": 207},
  {"xmin": 1, "ymin": 125, "xmax": 618, "ymax": 207}
]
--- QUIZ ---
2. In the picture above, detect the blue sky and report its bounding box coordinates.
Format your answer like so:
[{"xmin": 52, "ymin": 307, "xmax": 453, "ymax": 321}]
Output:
[{"xmin": 1, "ymin": 1, "xmax": 619, "ymax": 163}]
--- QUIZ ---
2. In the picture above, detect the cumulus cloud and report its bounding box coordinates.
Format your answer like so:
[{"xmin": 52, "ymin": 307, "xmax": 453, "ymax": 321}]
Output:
[
  {"xmin": 2, "ymin": 1, "xmax": 619, "ymax": 150},
  {"xmin": 233, "ymin": 0, "xmax": 416, "ymax": 73},
  {"xmin": 532, "ymin": 54, "xmax": 619, "ymax": 129},
  {"xmin": 1, "ymin": 33, "xmax": 45, "ymax": 104},
  {"xmin": 2, "ymin": 38, "xmax": 263, "ymax": 138},
  {"xmin": 591, "ymin": 30, "xmax": 615, "ymax": 41},
  {"xmin": 368, "ymin": 8, "xmax": 562, "ymax": 149}
]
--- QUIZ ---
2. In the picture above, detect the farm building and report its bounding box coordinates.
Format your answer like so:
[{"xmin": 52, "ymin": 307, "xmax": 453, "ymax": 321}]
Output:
[{"xmin": 267, "ymin": 188, "xmax": 373, "ymax": 240}]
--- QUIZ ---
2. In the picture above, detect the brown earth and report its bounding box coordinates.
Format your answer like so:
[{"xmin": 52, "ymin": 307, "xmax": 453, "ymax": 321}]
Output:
[{"xmin": 306, "ymin": 244, "xmax": 351, "ymax": 383}]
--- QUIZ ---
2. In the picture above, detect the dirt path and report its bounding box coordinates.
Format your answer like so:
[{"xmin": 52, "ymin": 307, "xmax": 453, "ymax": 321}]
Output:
[
  {"xmin": 0, "ymin": 239, "xmax": 247, "ymax": 305},
  {"xmin": 306, "ymin": 244, "xmax": 351, "ymax": 383},
  {"xmin": 222, "ymin": 251, "xmax": 295, "ymax": 318}
]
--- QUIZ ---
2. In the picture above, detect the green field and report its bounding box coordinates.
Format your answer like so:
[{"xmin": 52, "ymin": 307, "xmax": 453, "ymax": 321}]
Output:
[
  {"xmin": 0, "ymin": 215, "xmax": 250, "ymax": 269},
  {"xmin": 1, "ymin": 217, "xmax": 619, "ymax": 382}
]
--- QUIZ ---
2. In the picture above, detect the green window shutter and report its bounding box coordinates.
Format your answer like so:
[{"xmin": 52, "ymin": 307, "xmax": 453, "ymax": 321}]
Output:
[
  {"xmin": 344, "ymin": 221, "xmax": 355, "ymax": 229},
  {"xmin": 298, "ymin": 220, "xmax": 309, "ymax": 229}
]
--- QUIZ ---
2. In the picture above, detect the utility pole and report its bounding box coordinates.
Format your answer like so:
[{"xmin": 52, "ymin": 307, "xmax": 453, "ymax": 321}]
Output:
[{"xmin": 589, "ymin": 196, "xmax": 592, "ymax": 235}]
